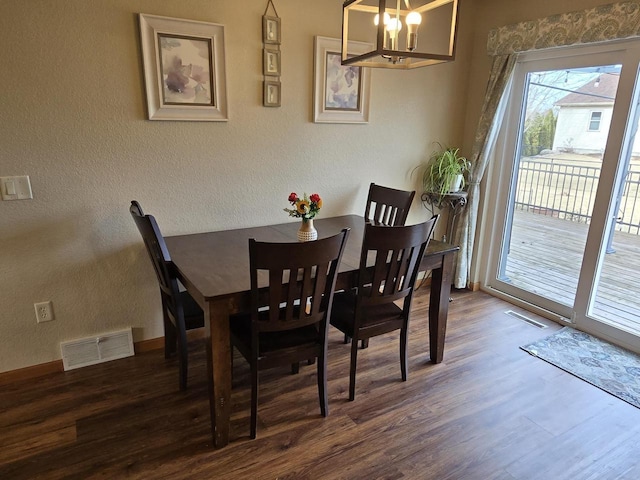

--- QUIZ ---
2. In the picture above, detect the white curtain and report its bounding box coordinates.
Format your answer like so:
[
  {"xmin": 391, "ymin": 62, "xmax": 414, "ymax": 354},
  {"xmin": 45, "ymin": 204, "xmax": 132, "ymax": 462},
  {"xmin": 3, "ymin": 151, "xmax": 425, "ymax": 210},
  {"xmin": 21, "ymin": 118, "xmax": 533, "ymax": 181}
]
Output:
[{"xmin": 452, "ymin": 54, "xmax": 516, "ymax": 288}]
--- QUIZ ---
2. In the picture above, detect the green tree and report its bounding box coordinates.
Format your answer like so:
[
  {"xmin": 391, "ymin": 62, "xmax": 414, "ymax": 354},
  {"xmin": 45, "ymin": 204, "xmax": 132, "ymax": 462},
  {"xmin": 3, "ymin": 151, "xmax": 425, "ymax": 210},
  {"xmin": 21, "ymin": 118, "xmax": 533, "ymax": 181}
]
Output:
[{"xmin": 522, "ymin": 109, "xmax": 557, "ymax": 156}]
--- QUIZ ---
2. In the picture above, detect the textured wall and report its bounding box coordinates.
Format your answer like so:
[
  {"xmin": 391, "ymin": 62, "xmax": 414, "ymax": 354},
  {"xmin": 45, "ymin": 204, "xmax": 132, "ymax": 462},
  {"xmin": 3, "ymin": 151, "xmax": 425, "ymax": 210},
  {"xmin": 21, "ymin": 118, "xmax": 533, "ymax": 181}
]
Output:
[{"xmin": 0, "ymin": 0, "xmax": 472, "ymax": 372}]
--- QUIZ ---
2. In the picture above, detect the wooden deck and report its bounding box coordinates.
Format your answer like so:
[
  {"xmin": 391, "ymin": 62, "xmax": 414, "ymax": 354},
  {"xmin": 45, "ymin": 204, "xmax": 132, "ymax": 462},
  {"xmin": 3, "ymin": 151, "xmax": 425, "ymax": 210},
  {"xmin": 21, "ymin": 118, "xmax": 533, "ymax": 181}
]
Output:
[{"xmin": 504, "ymin": 209, "xmax": 640, "ymax": 333}]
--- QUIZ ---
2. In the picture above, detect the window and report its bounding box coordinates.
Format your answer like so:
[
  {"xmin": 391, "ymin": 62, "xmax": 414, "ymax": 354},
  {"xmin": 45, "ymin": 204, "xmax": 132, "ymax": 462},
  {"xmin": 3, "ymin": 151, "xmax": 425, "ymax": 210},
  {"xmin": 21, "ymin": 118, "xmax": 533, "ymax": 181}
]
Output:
[{"xmin": 589, "ymin": 111, "xmax": 602, "ymax": 131}]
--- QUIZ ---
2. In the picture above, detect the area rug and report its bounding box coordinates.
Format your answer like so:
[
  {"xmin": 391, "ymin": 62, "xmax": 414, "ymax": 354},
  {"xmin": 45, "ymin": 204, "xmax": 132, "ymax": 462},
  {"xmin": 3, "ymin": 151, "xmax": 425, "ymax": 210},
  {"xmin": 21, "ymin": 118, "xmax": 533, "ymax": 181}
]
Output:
[{"xmin": 521, "ymin": 327, "xmax": 640, "ymax": 409}]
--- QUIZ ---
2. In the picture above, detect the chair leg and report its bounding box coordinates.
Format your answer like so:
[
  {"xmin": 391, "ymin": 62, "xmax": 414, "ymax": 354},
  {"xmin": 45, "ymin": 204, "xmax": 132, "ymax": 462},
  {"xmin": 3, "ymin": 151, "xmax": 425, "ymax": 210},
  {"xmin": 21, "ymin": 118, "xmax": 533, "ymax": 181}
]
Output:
[
  {"xmin": 177, "ymin": 322, "xmax": 188, "ymax": 391},
  {"xmin": 343, "ymin": 334, "xmax": 350, "ymax": 344},
  {"xmin": 360, "ymin": 339, "xmax": 369, "ymax": 349},
  {"xmin": 317, "ymin": 352, "xmax": 328, "ymax": 417},
  {"xmin": 400, "ymin": 327, "xmax": 408, "ymax": 382},
  {"xmin": 349, "ymin": 337, "xmax": 359, "ymax": 401},
  {"xmin": 250, "ymin": 365, "xmax": 258, "ymax": 439},
  {"xmin": 291, "ymin": 362, "xmax": 300, "ymax": 374},
  {"xmin": 164, "ymin": 314, "xmax": 177, "ymax": 359}
]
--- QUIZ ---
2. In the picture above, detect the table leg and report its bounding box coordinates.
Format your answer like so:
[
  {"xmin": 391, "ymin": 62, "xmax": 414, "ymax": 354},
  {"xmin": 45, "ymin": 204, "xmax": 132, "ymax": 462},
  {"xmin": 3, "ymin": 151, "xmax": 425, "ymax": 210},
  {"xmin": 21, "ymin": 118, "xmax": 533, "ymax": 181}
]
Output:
[
  {"xmin": 205, "ymin": 299, "xmax": 232, "ymax": 448},
  {"xmin": 428, "ymin": 252, "xmax": 455, "ymax": 363}
]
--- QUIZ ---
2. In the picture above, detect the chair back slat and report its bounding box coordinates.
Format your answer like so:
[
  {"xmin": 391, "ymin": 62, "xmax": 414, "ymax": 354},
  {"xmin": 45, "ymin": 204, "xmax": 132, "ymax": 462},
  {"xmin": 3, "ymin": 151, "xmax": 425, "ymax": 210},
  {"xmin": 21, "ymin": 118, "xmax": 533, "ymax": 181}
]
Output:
[
  {"xmin": 249, "ymin": 230, "xmax": 349, "ymax": 333},
  {"xmin": 365, "ymin": 183, "xmax": 416, "ymax": 226}
]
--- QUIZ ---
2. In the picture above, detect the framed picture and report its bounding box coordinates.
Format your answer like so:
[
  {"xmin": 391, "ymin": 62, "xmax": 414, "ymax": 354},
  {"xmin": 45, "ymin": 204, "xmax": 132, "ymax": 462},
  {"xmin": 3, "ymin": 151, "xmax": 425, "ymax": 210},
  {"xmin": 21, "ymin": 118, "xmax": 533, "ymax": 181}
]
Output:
[
  {"xmin": 262, "ymin": 15, "xmax": 281, "ymax": 45},
  {"xmin": 138, "ymin": 14, "xmax": 228, "ymax": 121},
  {"xmin": 263, "ymin": 79, "xmax": 281, "ymax": 107},
  {"xmin": 313, "ymin": 36, "xmax": 371, "ymax": 124},
  {"xmin": 263, "ymin": 48, "xmax": 281, "ymax": 76}
]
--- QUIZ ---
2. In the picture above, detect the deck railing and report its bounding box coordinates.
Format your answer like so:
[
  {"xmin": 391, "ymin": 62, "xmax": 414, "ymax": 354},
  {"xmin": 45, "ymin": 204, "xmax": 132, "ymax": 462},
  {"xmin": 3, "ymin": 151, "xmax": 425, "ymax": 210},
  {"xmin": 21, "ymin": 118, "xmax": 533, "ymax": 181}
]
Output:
[{"xmin": 514, "ymin": 158, "xmax": 640, "ymax": 235}]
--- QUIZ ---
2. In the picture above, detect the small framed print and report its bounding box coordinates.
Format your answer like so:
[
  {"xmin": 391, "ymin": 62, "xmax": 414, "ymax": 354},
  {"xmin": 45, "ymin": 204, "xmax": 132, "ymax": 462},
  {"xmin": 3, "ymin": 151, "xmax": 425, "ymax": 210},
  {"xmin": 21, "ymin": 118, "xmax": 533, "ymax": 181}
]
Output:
[
  {"xmin": 263, "ymin": 48, "xmax": 281, "ymax": 76},
  {"xmin": 262, "ymin": 15, "xmax": 281, "ymax": 45},
  {"xmin": 138, "ymin": 14, "xmax": 228, "ymax": 121},
  {"xmin": 263, "ymin": 79, "xmax": 281, "ymax": 107},
  {"xmin": 313, "ymin": 36, "xmax": 371, "ymax": 124}
]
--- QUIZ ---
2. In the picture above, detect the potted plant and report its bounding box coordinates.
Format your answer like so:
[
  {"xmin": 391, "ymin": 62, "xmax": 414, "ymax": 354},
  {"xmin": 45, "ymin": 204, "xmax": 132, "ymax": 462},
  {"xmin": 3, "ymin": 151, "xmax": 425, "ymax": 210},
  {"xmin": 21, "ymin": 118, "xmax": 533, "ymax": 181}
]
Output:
[{"xmin": 419, "ymin": 144, "xmax": 470, "ymax": 202}]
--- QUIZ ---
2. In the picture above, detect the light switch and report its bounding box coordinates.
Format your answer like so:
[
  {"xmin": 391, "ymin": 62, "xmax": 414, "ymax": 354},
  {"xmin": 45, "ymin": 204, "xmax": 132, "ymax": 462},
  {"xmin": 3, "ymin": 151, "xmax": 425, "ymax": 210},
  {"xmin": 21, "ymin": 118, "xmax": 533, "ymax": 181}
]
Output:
[
  {"xmin": 5, "ymin": 180, "xmax": 16, "ymax": 196},
  {"xmin": 0, "ymin": 176, "xmax": 33, "ymax": 201}
]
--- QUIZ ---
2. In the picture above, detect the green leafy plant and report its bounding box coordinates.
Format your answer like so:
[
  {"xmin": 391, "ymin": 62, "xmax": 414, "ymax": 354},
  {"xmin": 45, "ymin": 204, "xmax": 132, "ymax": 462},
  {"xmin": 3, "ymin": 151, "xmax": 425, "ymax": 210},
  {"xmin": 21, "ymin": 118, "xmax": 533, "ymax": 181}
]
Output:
[{"xmin": 420, "ymin": 144, "xmax": 470, "ymax": 198}]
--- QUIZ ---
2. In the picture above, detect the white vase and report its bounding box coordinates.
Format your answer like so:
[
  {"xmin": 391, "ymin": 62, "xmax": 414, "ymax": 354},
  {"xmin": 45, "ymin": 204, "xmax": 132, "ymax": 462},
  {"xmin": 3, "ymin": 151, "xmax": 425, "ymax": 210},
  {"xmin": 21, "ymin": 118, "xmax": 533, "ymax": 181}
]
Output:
[
  {"xmin": 449, "ymin": 174, "xmax": 464, "ymax": 193},
  {"xmin": 297, "ymin": 218, "xmax": 318, "ymax": 242}
]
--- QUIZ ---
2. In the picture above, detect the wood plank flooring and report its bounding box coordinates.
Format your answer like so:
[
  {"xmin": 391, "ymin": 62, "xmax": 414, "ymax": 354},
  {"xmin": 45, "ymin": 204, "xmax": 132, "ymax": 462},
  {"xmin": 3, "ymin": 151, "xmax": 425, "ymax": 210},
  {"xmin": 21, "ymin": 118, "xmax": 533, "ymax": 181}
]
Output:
[{"xmin": 2, "ymin": 288, "xmax": 640, "ymax": 479}]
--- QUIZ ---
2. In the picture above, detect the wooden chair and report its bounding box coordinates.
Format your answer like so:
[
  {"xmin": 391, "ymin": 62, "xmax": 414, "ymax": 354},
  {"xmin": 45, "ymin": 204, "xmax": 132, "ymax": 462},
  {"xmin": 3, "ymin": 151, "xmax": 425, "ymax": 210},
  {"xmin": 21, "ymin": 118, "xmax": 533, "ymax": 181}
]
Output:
[
  {"xmin": 130, "ymin": 201, "xmax": 204, "ymax": 391},
  {"xmin": 330, "ymin": 216, "xmax": 438, "ymax": 401},
  {"xmin": 230, "ymin": 229, "xmax": 350, "ymax": 439},
  {"xmin": 357, "ymin": 183, "xmax": 416, "ymax": 348},
  {"xmin": 365, "ymin": 183, "xmax": 416, "ymax": 226}
]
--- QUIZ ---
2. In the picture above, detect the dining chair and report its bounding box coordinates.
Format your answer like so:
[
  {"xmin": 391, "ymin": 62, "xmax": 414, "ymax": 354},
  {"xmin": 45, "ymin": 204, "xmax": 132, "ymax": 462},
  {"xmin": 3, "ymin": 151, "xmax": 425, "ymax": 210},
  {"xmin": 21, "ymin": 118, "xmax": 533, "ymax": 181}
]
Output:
[
  {"xmin": 330, "ymin": 215, "xmax": 438, "ymax": 401},
  {"xmin": 358, "ymin": 183, "xmax": 417, "ymax": 348},
  {"xmin": 129, "ymin": 200, "xmax": 204, "ymax": 391},
  {"xmin": 365, "ymin": 183, "xmax": 416, "ymax": 226},
  {"xmin": 230, "ymin": 228, "xmax": 350, "ymax": 439}
]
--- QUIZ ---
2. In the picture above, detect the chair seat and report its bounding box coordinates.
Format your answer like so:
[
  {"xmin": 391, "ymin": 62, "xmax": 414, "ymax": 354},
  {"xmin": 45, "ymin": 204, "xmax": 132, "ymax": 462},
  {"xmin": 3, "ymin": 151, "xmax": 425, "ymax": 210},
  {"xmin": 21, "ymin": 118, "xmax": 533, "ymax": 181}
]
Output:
[
  {"xmin": 179, "ymin": 291, "xmax": 205, "ymax": 330},
  {"xmin": 330, "ymin": 290, "xmax": 404, "ymax": 337},
  {"xmin": 230, "ymin": 311, "xmax": 320, "ymax": 356}
]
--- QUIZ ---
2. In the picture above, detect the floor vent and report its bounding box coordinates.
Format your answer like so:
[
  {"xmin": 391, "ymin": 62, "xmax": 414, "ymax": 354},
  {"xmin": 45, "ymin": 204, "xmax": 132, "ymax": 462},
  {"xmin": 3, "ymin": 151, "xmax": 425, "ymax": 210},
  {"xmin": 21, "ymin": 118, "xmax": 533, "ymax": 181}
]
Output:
[
  {"xmin": 60, "ymin": 328, "xmax": 134, "ymax": 371},
  {"xmin": 505, "ymin": 310, "xmax": 548, "ymax": 329}
]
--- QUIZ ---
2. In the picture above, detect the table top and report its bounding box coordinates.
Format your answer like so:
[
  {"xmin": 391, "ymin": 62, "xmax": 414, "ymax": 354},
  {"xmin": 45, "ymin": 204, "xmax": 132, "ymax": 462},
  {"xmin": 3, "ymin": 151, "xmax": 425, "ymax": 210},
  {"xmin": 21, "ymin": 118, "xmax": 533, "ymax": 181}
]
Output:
[{"xmin": 165, "ymin": 215, "xmax": 457, "ymax": 302}]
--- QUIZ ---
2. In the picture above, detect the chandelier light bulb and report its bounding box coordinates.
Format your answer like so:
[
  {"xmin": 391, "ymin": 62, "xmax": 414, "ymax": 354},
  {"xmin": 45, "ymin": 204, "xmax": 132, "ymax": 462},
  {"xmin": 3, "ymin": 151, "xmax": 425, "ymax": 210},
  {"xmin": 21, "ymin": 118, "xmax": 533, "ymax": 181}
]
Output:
[
  {"xmin": 386, "ymin": 17, "xmax": 402, "ymax": 36},
  {"xmin": 374, "ymin": 12, "xmax": 391, "ymax": 26},
  {"xmin": 406, "ymin": 11, "xmax": 422, "ymax": 51}
]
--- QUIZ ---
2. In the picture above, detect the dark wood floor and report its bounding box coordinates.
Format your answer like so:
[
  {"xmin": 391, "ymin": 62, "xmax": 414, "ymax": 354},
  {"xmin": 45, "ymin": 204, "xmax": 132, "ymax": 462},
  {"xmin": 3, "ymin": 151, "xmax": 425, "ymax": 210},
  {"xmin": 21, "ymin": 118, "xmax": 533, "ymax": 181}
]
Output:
[{"xmin": 2, "ymin": 288, "xmax": 640, "ymax": 479}]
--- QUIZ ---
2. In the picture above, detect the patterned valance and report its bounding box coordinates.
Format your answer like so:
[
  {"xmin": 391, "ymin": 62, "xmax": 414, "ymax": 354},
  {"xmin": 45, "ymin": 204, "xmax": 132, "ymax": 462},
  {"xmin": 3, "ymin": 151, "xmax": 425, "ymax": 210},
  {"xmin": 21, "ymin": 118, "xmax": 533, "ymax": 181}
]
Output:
[{"xmin": 487, "ymin": 1, "xmax": 640, "ymax": 56}]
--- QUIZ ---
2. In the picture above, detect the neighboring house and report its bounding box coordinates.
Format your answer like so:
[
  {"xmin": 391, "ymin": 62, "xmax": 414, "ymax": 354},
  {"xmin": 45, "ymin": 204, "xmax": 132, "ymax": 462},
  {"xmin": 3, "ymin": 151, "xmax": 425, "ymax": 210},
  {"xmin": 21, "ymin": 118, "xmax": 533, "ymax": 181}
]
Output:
[{"xmin": 552, "ymin": 73, "xmax": 640, "ymax": 155}]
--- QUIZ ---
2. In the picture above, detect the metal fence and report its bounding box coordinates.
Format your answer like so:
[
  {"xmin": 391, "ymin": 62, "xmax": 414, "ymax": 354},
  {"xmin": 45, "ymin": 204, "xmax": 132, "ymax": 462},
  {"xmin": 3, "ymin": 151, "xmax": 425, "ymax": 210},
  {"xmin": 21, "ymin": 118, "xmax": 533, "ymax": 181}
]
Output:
[{"xmin": 514, "ymin": 158, "xmax": 640, "ymax": 235}]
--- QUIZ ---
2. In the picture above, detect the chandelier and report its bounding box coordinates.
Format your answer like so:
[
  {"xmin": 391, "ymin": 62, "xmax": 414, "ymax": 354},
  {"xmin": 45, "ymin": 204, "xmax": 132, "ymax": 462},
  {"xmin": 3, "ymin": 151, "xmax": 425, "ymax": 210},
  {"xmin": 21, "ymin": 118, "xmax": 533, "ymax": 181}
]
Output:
[{"xmin": 342, "ymin": 0, "xmax": 459, "ymax": 69}]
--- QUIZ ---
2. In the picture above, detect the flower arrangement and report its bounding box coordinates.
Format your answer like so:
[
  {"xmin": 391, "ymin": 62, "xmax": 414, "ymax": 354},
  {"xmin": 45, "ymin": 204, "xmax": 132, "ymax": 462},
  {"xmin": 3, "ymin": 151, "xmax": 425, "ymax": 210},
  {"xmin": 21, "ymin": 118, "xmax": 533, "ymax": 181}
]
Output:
[{"xmin": 284, "ymin": 192, "xmax": 323, "ymax": 220}]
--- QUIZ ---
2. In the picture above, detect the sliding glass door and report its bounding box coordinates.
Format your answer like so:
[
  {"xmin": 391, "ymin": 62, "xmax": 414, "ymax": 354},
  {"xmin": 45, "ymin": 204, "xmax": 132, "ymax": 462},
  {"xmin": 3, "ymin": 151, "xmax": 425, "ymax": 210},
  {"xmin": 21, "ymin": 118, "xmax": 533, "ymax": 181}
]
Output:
[{"xmin": 483, "ymin": 41, "xmax": 640, "ymax": 352}]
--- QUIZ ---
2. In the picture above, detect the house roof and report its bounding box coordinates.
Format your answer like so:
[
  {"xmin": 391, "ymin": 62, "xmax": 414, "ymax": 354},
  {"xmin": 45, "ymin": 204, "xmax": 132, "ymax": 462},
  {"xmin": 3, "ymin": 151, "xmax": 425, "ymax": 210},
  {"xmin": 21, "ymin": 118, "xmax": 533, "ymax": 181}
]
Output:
[{"xmin": 554, "ymin": 73, "xmax": 619, "ymax": 106}]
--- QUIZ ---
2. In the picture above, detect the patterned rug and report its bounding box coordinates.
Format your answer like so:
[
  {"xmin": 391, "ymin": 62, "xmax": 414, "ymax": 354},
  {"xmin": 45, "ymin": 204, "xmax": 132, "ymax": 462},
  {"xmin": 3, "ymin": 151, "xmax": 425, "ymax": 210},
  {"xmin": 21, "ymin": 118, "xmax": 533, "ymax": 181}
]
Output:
[{"xmin": 521, "ymin": 327, "xmax": 640, "ymax": 409}]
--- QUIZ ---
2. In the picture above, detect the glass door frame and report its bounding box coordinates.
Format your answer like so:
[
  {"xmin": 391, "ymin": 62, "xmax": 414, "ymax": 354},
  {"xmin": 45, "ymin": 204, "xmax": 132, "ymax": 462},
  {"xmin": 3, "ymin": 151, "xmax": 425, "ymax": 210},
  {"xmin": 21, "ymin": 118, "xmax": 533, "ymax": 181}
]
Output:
[{"xmin": 477, "ymin": 40, "xmax": 640, "ymax": 351}]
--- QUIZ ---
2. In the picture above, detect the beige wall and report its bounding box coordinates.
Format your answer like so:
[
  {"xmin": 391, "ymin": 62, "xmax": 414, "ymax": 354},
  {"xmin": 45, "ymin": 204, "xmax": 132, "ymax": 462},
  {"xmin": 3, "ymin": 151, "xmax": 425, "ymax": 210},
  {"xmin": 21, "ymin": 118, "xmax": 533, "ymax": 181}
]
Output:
[{"xmin": 0, "ymin": 0, "xmax": 474, "ymax": 372}]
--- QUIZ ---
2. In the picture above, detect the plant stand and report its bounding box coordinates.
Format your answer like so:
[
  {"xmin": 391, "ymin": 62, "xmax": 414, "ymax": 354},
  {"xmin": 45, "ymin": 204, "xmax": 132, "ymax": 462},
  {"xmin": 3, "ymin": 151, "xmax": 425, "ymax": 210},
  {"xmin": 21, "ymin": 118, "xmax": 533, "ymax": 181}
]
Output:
[{"xmin": 421, "ymin": 191, "xmax": 467, "ymax": 243}]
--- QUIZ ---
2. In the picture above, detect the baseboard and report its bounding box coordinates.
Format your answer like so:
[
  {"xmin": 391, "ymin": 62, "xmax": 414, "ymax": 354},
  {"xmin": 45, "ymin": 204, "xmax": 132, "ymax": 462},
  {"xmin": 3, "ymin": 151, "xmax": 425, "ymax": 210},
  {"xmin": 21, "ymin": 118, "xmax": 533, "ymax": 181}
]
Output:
[
  {"xmin": 133, "ymin": 336, "xmax": 166, "ymax": 354},
  {"xmin": 0, "ymin": 360, "xmax": 64, "ymax": 386},
  {"xmin": 0, "ymin": 328, "xmax": 207, "ymax": 385},
  {"xmin": 133, "ymin": 328, "xmax": 206, "ymax": 353},
  {"xmin": 468, "ymin": 281, "xmax": 481, "ymax": 292}
]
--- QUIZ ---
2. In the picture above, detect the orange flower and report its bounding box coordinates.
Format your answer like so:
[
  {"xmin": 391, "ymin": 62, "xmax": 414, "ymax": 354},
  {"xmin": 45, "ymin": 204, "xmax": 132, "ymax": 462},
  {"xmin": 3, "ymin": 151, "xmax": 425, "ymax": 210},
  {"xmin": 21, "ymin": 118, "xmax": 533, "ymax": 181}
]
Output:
[{"xmin": 296, "ymin": 200, "xmax": 310, "ymax": 215}]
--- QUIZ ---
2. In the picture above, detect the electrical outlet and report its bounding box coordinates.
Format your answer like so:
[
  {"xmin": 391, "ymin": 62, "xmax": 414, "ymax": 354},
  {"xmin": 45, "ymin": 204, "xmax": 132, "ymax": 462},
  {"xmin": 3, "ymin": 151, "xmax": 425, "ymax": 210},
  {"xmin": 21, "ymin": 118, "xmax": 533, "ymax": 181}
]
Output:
[{"xmin": 34, "ymin": 301, "xmax": 55, "ymax": 323}]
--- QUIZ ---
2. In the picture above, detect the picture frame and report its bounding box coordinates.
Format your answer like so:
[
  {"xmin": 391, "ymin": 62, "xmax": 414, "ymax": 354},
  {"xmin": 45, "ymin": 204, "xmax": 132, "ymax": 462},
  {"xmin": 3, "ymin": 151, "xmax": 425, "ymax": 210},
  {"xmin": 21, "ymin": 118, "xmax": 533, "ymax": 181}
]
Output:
[
  {"xmin": 262, "ymin": 15, "xmax": 281, "ymax": 45},
  {"xmin": 313, "ymin": 36, "xmax": 371, "ymax": 124},
  {"xmin": 138, "ymin": 13, "xmax": 228, "ymax": 121},
  {"xmin": 263, "ymin": 79, "xmax": 281, "ymax": 107},
  {"xmin": 263, "ymin": 48, "xmax": 281, "ymax": 76}
]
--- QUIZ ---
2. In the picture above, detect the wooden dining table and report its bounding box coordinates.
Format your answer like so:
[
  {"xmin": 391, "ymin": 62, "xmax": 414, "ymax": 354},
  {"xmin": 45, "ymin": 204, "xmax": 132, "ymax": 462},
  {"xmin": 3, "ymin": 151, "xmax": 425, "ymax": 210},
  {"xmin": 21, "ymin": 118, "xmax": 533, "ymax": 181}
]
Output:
[{"xmin": 165, "ymin": 214, "xmax": 458, "ymax": 448}]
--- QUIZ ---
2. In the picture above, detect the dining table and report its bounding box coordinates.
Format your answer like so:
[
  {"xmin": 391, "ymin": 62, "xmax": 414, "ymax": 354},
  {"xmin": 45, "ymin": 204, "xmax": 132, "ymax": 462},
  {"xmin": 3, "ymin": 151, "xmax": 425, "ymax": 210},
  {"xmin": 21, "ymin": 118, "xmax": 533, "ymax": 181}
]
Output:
[{"xmin": 165, "ymin": 214, "xmax": 459, "ymax": 448}]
